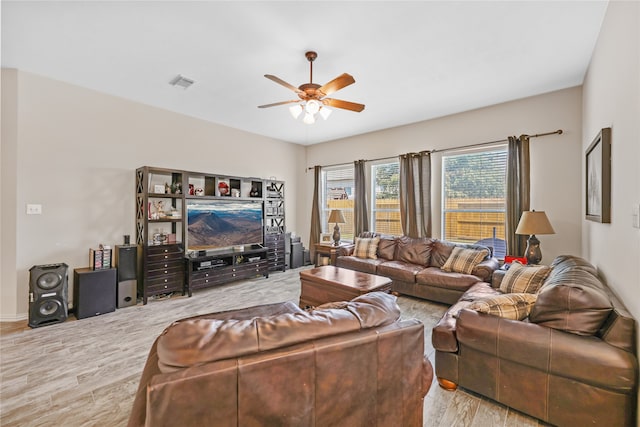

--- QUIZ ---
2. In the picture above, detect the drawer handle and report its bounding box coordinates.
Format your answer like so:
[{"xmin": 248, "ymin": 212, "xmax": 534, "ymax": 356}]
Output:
[
  {"xmin": 164, "ymin": 270, "xmax": 168, "ymax": 274},
  {"xmin": 164, "ymin": 255, "xmax": 168, "ymax": 259},
  {"xmin": 164, "ymin": 285, "xmax": 168, "ymax": 289},
  {"xmin": 164, "ymin": 249, "xmax": 168, "ymax": 253},
  {"xmin": 164, "ymin": 279, "xmax": 168, "ymax": 283},
  {"xmin": 205, "ymin": 273, "xmax": 209, "ymax": 277},
  {"xmin": 205, "ymin": 279, "xmax": 209, "ymax": 283},
  {"xmin": 164, "ymin": 264, "xmax": 168, "ymax": 268}
]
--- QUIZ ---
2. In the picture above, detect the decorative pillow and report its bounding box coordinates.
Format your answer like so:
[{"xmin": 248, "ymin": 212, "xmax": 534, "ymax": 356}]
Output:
[
  {"xmin": 500, "ymin": 262, "xmax": 552, "ymax": 294},
  {"xmin": 441, "ymin": 247, "xmax": 489, "ymax": 275},
  {"xmin": 353, "ymin": 237, "xmax": 380, "ymax": 259},
  {"xmin": 467, "ymin": 293, "xmax": 538, "ymax": 320}
]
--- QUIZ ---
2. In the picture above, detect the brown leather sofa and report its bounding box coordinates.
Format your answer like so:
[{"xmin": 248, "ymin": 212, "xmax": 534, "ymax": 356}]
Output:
[
  {"xmin": 128, "ymin": 292, "xmax": 433, "ymax": 427},
  {"xmin": 336, "ymin": 232, "xmax": 500, "ymax": 304},
  {"xmin": 432, "ymin": 255, "xmax": 638, "ymax": 427}
]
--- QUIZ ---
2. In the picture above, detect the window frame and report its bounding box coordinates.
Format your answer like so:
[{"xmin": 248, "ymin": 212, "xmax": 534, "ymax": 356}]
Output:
[
  {"xmin": 440, "ymin": 144, "xmax": 508, "ymax": 258},
  {"xmin": 369, "ymin": 159, "xmax": 401, "ymax": 236}
]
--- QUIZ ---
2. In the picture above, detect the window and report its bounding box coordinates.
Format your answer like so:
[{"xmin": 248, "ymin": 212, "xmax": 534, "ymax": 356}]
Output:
[
  {"xmin": 370, "ymin": 161, "xmax": 401, "ymax": 235},
  {"xmin": 321, "ymin": 165, "xmax": 355, "ymax": 241},
  {"xmin": 442, "ymin": 146, "xmax": 507, "ymax": 258}
]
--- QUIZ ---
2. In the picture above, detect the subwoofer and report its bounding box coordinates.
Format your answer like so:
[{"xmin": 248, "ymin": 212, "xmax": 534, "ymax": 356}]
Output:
[
  {"xmin": 114, "ymin": 245, "xmax": 139, "ymax": 308},
  {"xmin": 28, "ymin": 263, "xmax": 69, "ymax": 328},
  {"xmin": 73, "ymin": 267, "xmax": 117, "ymax": 319}
]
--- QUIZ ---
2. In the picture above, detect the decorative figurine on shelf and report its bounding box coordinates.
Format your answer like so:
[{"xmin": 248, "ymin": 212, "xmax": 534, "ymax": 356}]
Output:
[
  {"xmin": 171, "ymin": 182, "xmax": 182, "ymax": 194},
  {"xmin": 164, "ymin": 182, "xmax": 171, "ymax": 194},
  {"xmin": 250, "ymin": 185, "xmax": 260, "ymax": 197},
  {"xmin": 153, "ymin": 200, "xmax": 165, "ymax": 219},
  {"xmin": 195, "ymin": 187, "xmax": 204, "ymax": 196},
  {"xmin": 189, "ymin": 184, "xmax": 195, "ymax": 195},
  {"xmin": 218, "ymin": 181, "xmax": 229, "ymax": 196}
]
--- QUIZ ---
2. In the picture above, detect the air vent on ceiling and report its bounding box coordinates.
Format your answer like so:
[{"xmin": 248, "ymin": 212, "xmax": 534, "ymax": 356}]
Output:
[{"xmin": 169, "ymin": 74, "xmax": 195, "ymax": 89}]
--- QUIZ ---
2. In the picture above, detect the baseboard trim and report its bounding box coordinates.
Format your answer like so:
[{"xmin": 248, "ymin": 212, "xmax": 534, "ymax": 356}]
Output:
[{"xmin": 0, "ymin": 313, "xmax": 28, "ymax": 322}]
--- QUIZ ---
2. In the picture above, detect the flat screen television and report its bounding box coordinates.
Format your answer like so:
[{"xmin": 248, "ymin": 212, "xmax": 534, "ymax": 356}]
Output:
[{"xmin": 186, "ymin": 199, "xmax": 264, "ymax": 251}]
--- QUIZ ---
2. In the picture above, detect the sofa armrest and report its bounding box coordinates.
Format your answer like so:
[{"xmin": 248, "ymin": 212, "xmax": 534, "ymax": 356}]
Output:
[
  {"xmin": 456, "ymin": 309, "xmax": 638, "ymax": 390},
  {"xmin": 471, "ymin": 258, "xmax": 499, "ymax": 282}
]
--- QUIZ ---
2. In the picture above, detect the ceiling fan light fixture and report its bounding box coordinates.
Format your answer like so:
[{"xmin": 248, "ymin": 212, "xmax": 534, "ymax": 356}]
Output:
[
  {"xmin": 305, "ymin": 99, "xmax": 321, "ymax": 115},
  {"xmin": 303, "ymin": 112, "xmax": 316, "ymax": 125},
  {"xmin": 319, "ymin": 107, "xmax": 332, "ymax": 120},
  {"xmin": 289, "ymin": 104, "xmax": 303, "ymax": 119}
]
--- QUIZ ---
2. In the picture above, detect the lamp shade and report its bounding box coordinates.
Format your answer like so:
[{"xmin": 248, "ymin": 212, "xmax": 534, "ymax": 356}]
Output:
[
  {"xmin": 515, "ymin": 211, "xmax": 555, "ymax": 235},
  {"xmin": 328, "ymin": 209, "xmax": 346, "ymax": 224}
]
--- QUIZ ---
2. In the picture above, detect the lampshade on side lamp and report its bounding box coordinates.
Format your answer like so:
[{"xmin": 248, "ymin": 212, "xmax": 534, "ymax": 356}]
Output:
[
  {"xmin": 515, "ymin": 210, "xmax": 555, "ymax": 264},
  {"xmin": 327, "ymin": 209, "xmax": 346, "ymax": 246}
]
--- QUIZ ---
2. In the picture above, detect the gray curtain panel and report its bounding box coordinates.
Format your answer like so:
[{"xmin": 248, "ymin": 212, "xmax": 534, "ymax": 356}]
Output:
[
  {"xmin": 353, "ymin": 160, "xmax": 369, "ymax": 238},
  {"xmin": 309, "ymin": 165, "xmax": 322, "ymax": 260},
  {"xmin": 506, "ymin": 135, "xmax": 531, "ymax": 257},
  {"xmin": 399, "ymin": 152, "xmax": 432, "ymax": 238}
]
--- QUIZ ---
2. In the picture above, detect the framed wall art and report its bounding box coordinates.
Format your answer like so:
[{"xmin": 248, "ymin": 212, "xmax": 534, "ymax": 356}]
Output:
[{"xmin": 585, "ymin": 127, "xmax": 611, "ymax": 223}]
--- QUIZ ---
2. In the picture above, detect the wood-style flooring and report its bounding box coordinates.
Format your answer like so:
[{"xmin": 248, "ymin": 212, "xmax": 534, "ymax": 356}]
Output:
[{"xmin": 1, "ymin": 266, "xmax": 550, "ymax": 426}]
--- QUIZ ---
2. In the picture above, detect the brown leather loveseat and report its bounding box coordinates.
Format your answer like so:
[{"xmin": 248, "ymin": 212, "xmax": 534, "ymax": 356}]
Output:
[
  {"xmin": 432, "ymin": 255, "xmax": 638, "ymax": 427},
  {"xmin": 128, "ymin": 292, "xmax": 433, "ymax": 427},
  {"xmin": 336, "ymin": 232, "xmax": 500, "ymax": 304}
]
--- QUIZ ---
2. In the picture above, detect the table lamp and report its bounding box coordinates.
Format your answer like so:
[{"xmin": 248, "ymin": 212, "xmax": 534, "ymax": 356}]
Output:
[
  {"xmin": 515, "ymin": 210, "xmax": 555, "ymax": 264},
  {"xmin": 327, "ymin": 209, "xmax": 346, "ymax": 246}
]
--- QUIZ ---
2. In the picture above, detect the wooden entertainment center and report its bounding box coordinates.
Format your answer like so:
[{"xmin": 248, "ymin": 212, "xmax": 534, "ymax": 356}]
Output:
[{"xmin": 135, "ymin": 166, "xmax": 285, "ymax": 304}]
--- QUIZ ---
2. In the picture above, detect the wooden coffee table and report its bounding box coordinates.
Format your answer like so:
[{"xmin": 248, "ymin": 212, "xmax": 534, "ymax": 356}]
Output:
[{"xmin": 299, "ymin": 266, "xmax": 392, "ymax": 308}]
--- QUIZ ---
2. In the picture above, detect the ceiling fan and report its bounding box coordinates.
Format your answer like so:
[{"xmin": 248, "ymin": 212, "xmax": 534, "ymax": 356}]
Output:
[{"xmin": 258, "ymin": 51, "xmax": 365, "ymax": 124}]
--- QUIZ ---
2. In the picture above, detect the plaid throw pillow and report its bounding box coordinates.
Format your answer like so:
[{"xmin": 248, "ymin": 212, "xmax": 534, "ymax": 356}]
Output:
[
  {"xmin": 467, "ymin": 293, "xmax": 538, "ymax": 320},
  {"xmin": 500, "ymin": 262, "xmax": 552, "ymax": 294},
  {"xmin": 353, "ymin": 237, "xmax": 380, "ymax": 259},
  {"xmin": 441, "ymin": 247, "xmax": 489, "ymax": 275}
]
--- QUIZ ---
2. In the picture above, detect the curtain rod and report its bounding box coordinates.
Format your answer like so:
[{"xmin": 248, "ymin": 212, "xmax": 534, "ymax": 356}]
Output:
[{"xmin": 306, "ymin": 129, "xmax": 563, "ymax": 170}]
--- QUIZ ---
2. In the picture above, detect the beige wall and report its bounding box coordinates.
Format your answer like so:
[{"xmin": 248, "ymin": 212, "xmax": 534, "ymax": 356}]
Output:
[
  {"xmin": 581, "ymin": 0, "xmax": 639, "ymax": 408},
  {"xmin": 303, "ymin": 86, "xmax": 583, "ymax": 264},
  {"xmin": 0, "ymin": 70, "xmax": 305, "ymax": 320}
]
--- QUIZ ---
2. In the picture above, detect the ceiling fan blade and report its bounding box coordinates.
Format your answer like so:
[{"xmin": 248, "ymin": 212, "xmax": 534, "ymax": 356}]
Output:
[
  {"xmin": 318, "ymin": 73, "xmax": 355, "ymax": 96},
  {"xmin": 323, "ymin": 98, "xmax": 365, "ymax": 112},
  {"xmin": 258, "ymin": 100, "xmax": 300, "ymax": 108},
  {"xmin": 264, "ymin": 75, "xmax": 304, "ymax": 94}
]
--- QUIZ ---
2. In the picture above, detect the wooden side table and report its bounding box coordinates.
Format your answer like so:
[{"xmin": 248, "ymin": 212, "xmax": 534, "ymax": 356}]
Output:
[{"xmin": 314, "ymin": 243, "xmax": 354, "ymax": 267}]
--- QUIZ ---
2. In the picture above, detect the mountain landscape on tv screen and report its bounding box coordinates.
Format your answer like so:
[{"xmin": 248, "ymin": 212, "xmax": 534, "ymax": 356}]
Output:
[{"xmin": 188, "ymin": 206, "xmax": 263, "ymax": 249}]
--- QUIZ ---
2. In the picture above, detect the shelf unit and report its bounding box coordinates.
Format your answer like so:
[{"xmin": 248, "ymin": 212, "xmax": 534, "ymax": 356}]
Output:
[
  {"xmin": 136, "ymin": 167, "xmax": 186, "ymax": 304},
  {"xmin": 264, "ymin": 179, "xmax": 286, "ymax": 272},
  {"xmin": 136, "ymin": 166, "xmax": 285, "ymax": 303}
]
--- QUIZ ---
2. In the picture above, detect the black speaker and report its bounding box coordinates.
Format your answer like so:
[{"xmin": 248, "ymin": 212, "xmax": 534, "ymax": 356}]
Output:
[
  {"xmin": 114, "ymin": 245, "xmax": 139, "ymax": 308},
  {"xmin": 28, "ymin": 263, "xmax": 69, "ymax": 328},
  {"xmin": 73, "ymin": 268, "xmax": 116, "ymax": 319}
]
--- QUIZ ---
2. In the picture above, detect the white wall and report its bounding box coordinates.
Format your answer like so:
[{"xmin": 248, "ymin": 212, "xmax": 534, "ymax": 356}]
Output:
[
  {"xmin": 301, "ymin": 87, "xmax": 583, "ymax": 264},
  {"xmin": 581, "ymin": 2, "xmax": 639, "ymax": 414},
  {"xmin": 0, "ymin": 69, "xmax": 305, "ymax": 320}
]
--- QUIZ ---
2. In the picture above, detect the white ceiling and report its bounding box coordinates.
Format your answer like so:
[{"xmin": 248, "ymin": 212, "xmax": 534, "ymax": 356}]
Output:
[{"xmin": 2, "ymin": 1, "xmax": 609, "ymax": 145}]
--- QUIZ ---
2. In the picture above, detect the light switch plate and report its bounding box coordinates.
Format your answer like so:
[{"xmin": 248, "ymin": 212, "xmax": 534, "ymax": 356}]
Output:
[{"xmin": 633, "ymin": 204, "xmax": 640, "ymax": 229}]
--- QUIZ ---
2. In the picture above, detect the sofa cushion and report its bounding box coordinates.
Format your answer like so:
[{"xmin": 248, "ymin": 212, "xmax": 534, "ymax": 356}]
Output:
[
  {"xmin": 499, "ymin": 262, "xmax": 552, "ymax": 294},
  {"xmin": 529, "ymin": 257, "xmax": 613, "ymax": 336},
  {"xmin": 335, "ymin": 256, "xmax": 383, "ymax": 275},
  {"xmin": 467, "ymin": 293, "xmax": 538, "ymax": 320},
  {"xmin": 353, "ymin": 236, "xmax": 380, "ymax": 259},
  {"xmin": 377, "ymin": 236, "xmax": 398, "ymax": 260},
  {"xmin": 377, "ymin": 260, "xmax": 425, "ymax": 283},
  {"xmin": 396, "ymin": 236, "xmax": 433, "ymax": 266},
  {"xmin": 430, "ymin": 240, "xmax": 491, "ymax": 268},
  {"xmin": 441, "ymin": 247, "xmax": 490, "ymax": 275},
  {"xmin": 157, "ymin": 292, "xmax": 401, "ymax": 373},
  {"xmin": 415, "ymin": 267, "xmax": 480, "ymax": 292}
]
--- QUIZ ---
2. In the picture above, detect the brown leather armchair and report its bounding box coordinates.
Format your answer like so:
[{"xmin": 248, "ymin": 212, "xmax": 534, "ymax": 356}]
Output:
[{"xmin": 128, "ymin": 292, "xmax": 433, "ymax": 427}]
